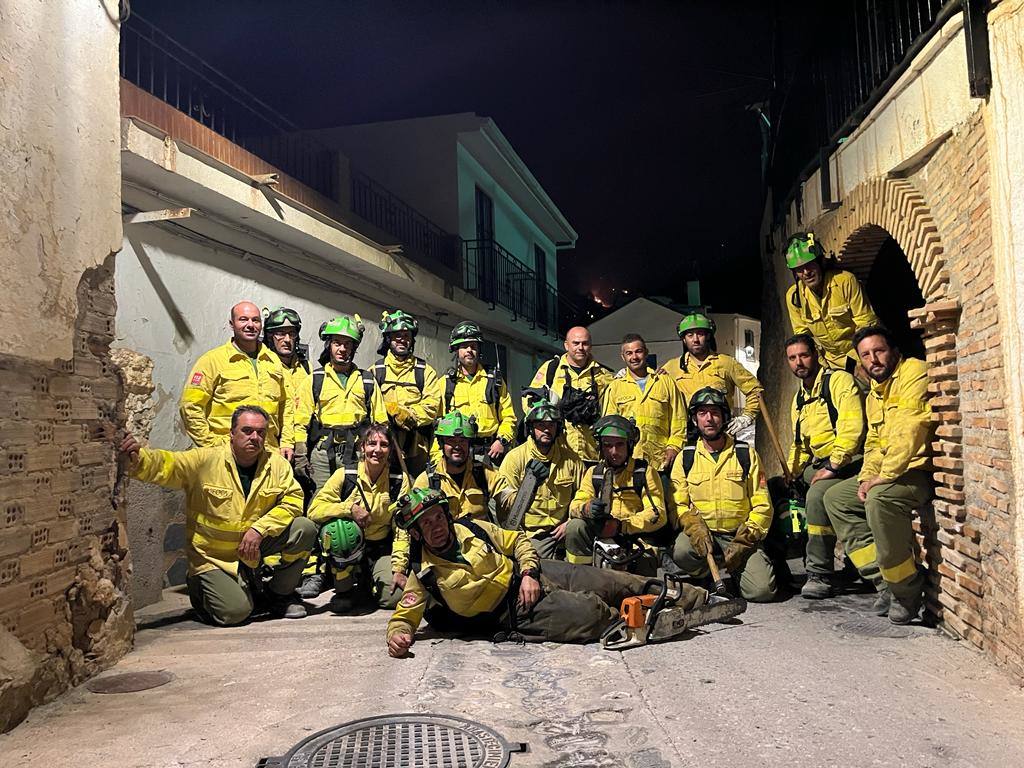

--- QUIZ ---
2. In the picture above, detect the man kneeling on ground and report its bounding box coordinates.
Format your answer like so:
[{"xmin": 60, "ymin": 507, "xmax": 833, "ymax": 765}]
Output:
[
  {"xmin": 120, "ymin": 405, "xmax": 315, "ymax": 625},
  {"xmin": 385, "ymin": 488, "xmax": 714, "ymax": 657}
]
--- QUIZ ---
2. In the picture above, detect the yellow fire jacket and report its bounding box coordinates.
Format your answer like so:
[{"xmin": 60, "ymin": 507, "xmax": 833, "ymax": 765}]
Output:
[
  {"xmin": 129, "ymin": 444, "xmax": 304, "ymax": 577},
  {"xmin": 493, "ymin": 436, "xmax": 585, "ymax": 533},
  {"xmin": 661, "ymin": 352, "xmax": 763, "ymax": 419},
  {"xmin": 527, "ymin": 355, "xmax": 614, "ymax": 462},
  {"xmin": 280, "ymin": 358, "xmax": 312, "ymax": 448},
  {"xmin": 372, "ymin": 352, "xmax": 439, "ymax": 454},
  {"xmin": 307, "ymin": 462, "xmax": 410, "ymax": 543},
  {"xmin": 670, "ymin": 437, "xmax": 773, "ymax": 538},
  {"xmin": 569, "ymin": 459, "xmax": 667, "ymax": 536},
  {"xmin": 603, "ymin": 367, "xmax": 686, "ymax": 468},
  {"xmin": 424, "ymin": 365, "xmax": 516, "ymax": 441},
  {"xmin": 390, "ymin": 460, "xmax": 499, "ymax": 574},
  {"xmin": 179, "ymin": 341, "xmax": 293, "ymax": 448},
  {"xmin": 786, "ymin": 269, "xmax": 879, "ymax": 370},
  {"xmin": 294, "ymin": 365, "xmax": 388, "ymax": 446},
  {"xmin": 788, "ymin": 367, "xmax": 865, "ymax": 472},
  {"xmin": 860, "ymin": 357, "xmax": 933, "ymax": 482},
  {"xmin": 386, "ymin": 520, "xmax": 539, "ymax": 640}
]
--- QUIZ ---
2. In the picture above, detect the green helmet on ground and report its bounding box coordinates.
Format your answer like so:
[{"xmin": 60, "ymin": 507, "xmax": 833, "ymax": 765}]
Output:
[
  {"xmin": 689, "ymin": 386, "xmax": 732, "ymax": 423},
  {"xmin": 677, "ymin": 313, "xmax": 716, "ymax": 338},
  {"xmin": 435, "ymin": 409, "xmax": 478, "ymax": 439},
  {"xmin": 319, "ymin": 314, "xmax": 365, "ymax": 344},
  {"xmin": 785, "ymin": 233, "xmax": 823, "ymax": 269},
  {"xmin": 379, "ymin": 309, "xmax": 418, "ymax": 336},
  {"xmin": 449, "ymin": 321, "xmax": 483, "ymax": 350},
  {"xmin": 525, "ymin": 397, "xmax": 562, "ymax": 424},
  {"xmin": 263, "ymin": 307, "xmax": 301, "ymax": 333},
  {"xmin": 591, "ymin": 414, "xmax": 640, "ymax": 447},
  {"xmin": 393, "ymin": 487, "xmax": 450, "ymax": 531},
  {"xmin": 320, "ymin": 518, "xmax": 364, "ymax": 568}
]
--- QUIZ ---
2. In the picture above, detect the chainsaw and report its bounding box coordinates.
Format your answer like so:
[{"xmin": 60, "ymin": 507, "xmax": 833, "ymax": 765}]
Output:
[{"xmin": 600, "ymin": 574, "xmax": 747, "ymax": 651}]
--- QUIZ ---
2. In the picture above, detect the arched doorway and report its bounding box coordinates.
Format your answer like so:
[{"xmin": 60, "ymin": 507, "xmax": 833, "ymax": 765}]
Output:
[{"xmin": 863, "ymin": 235, "xmax": 926, "ymax": 359}]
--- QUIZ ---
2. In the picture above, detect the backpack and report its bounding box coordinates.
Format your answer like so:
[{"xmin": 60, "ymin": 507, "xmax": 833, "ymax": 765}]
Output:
[
  {"xmin": 426, "ymin": 461, "xmax": 490, "ymax": 501},
  {"xmin": 411, "ymin": 519, "xmax": 502, "ymax": 608},
  {"xmin": 590, "ymin": 458, "xmax": 652, "ymax": 502},
  {"xmin": 679, "ymin": 440, "xmax": 751, "ymax": 482},
  {"xmin": 306, "ymin": 367, "xmax": 378, "ymax": 459},
  {"xmin": 793, "ymin": 371, "xmax": 838, "ymax": 446},
  {"xmin": 444, "ymin": 366, "xmax": 502, "ymax": 412},
  {"xmin": 372, "ymin": 356, "xmax": 426, "ymax": 395}
]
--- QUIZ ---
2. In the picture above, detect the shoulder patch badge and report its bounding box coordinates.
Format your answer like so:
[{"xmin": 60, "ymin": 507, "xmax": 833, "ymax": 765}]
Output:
[
  {"xmin": 400, "ymin": 591, "xmax": 421, "ymax": 608},
  {"xmin": 191, "ymin": 373, "xmax": 204, "ymax": 386}
]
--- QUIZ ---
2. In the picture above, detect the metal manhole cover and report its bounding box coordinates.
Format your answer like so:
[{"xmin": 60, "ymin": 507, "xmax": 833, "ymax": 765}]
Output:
[
  {"xmin": 835, "ymin": 617, "xmax": 914, "ymax": 638},
  {"xmin": 86, "ymin": 670, "xmax": 173, "ymax": 693},
  {"xmin": 257, "ymin": 713, "xmax": 527, "ymax": 768}
]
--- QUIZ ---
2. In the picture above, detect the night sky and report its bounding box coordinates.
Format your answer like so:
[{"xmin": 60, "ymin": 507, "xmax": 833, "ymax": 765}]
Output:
[{"xmin": 132, "ymin": 0, "xmax": 774, "ymax": 318}]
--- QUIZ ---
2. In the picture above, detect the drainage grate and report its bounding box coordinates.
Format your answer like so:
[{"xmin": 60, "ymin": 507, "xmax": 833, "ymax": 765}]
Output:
[
  {"xmin": 86, "ymin": 670, "xmax": 173, "ymax": 694},
  {"xmin": 835, "ymin": 617, "xmax": 914, "ymax": 638},
  {"xmin": 257, "ymin": 713, "xmax": 526, "ymax": 768}
]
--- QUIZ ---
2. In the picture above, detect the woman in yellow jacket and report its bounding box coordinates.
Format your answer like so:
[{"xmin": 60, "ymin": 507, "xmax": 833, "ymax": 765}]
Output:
[{"xmin": 307, "ymin": 423, "xmax": 409, "ymax": 612}]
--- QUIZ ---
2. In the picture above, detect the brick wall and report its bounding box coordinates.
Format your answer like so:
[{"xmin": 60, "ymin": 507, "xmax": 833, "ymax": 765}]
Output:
[{"xmin": 0, "ymin": 255, "xmax": 134, "ymax": 732}]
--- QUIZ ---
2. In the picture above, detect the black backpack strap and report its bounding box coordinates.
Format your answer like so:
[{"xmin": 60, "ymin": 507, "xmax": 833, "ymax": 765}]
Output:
[
  {"xmin": 414, "ymin": 357, "xmax": 426, "ymax": 393},
  {"xmin": 484, "ymin": 368, "xmax": 496, "ymax": 406},
  {"xmin": 631, "ymin": 458, "xmax": 648, "ymax": 495},
  {"xmin": 361, "ymin": 371, "xmax": 375, "ymax": 416},
  {"xmin": 416, "ymin": 566, "xmax": 445, "ymax": 606},
  {"xmin": 472, "ymin": 462, "xmax": 490, "ymax": 498},
  {"xmin": 681, "ymin": 442, "xmax": 697, "ymax": 477},
  {"xmin": 733, "ymin": 440, "xmax": 751, "ymax": 482},
  {"xmin": 821, "ymin": 371, "xmax": 838, "ymax": 430},
  {"xmin": 388, "ymin": 473, "xmax": 405, "ymax": 499},
  {"xmin": 312, "ymin": 368, "xmax": 326, "ymax": 405},
  {"xmin": 427, "ymin": 462, "xmax": 442, "ymax": 492},
  {"xmin": 415, "ymin": 520, "xmax": 500, "ymax": 608},
  {"xmin": 456, "ymin": 520, "xmax": 497, "ymax": 553},
  {"xmin": 544, "ymin": 358, "xmax": 559, "ymax": 389},
  {"xmin": 372, "ymin": 358, "xmax": 387, "ymax": 387},
  {"xmin": 444, "ymin": 371, "xmax": 457, "ymax": 414},
  {"xmin": 679, "ymin": 354, "xmax": 689, "ymax": 374}
]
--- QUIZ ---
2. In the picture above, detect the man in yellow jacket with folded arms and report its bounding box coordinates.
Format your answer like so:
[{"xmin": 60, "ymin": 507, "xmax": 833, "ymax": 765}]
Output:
[
  {"xmin": 120, "ymin": 405, "xmax": 315, "ymax": 625},
  {"xmin": 824, "ymin": 326, "xmax": 933, "ymax": 624}
]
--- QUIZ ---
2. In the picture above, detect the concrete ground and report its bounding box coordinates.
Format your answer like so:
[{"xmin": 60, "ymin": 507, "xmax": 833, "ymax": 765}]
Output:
[{"xmin": 3, "ymin": 583, "xmax": 1024, "ymax": 768}]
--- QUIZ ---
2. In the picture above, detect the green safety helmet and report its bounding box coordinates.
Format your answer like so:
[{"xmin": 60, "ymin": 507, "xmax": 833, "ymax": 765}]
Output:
[
  {"xmin": 688, "ymin": 386, "xmax": 731, "ymax": 423},
  {"xmin": 393, "ymin": 487, "xmax": 450, "ymax": 531},
  {"xmin": 263, "ymin": 306, "xmax": 301, "ymax": 333},
  {"xmin": 785, "ymin": 232, "xmax": 824, "ymax": 269},
  {"xmin": 525, "ymin": 397, "xmax": 562, "ymax": 424},
  {"xmin": 434, "ymin": 409, "xmax": 478, "ymax": 439},
  {"xmin": 319, "ymin": 314, "xmax": 365, "ymax": 344},
  {"xmin": 591, "ymin": 414, "xmax": 640, "ymax": 447},
  {"xmin": 320, "ymin": 518, "xmax": 365, "ymax": 568},
  {"xmin": 677, "ymin": 312, "xmax": 716, "ymax": 339},
  {"xmin": 379, "ymin": 309, "xmax": 419, "ymax": 336},
  {"xmin": 449, "ymin": 321, "xmax": 483, "ymax": 350}
]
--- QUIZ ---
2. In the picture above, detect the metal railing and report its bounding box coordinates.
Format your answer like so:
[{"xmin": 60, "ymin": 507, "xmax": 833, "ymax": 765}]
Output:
[
  {"xmin": 350, "ymin": 170, "xmax": 462, "ymax": 276},
  {"xmin": 463, "ymin": 239, "xmax": 563, "ymax": 332},
  {"xmin": 770, "ymin": 0, "xmax": 959, "ymax": 220}
]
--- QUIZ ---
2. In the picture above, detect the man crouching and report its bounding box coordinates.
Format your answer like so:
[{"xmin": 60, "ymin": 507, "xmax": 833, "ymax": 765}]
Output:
[{"xmin": 386, "ymin": 488, "xmax": 718, "ymax": 657}]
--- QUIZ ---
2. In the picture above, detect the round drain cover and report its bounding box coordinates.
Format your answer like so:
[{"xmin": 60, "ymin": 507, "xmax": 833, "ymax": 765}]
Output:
[
  {"xmin": 835, "ymin": 617, "xmax": 914, "ymax": 638},
  {"xmin": 258, "ymin": 713, "xmax": 526, "ymax": 768},
  {"xmin": 86, "ymin": 670, "xmax": 173, "ymax": 694}
]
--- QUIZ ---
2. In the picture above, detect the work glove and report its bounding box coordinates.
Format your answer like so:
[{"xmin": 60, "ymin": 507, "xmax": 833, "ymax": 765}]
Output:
[
  {"xmin": 292, "ymin": 443, "xmax": 311, "ymax": 477},
  {"xmin": 680, "ymin": 509, "xmax": 713, "ymax": 559},
  {"xmin": 385, "ymin": 400, "xmax": 416, "ymax": 429},
  {"xmin": 524, "ymin": 458, "xmax": 551, "ymax": 484},
  {"xmin": 725, "ymin": 413, "xmax": 755, "ymax": 436},
  {"xmin": 723, "ymin": 524, "xmax": 760, "ymax": 572},
  {"xmin": 585, "ymin": 499, "xmax": 608, "ymax": 520}
]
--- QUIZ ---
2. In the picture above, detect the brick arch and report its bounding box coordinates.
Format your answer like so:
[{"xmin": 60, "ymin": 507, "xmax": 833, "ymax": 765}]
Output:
[{"xmin": 811, "ymin": 178, "xmax": 949, "ymax": 302}]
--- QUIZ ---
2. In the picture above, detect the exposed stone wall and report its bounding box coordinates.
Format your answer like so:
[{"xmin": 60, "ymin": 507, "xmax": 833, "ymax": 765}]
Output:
[{"xmin": 0, "ymin": 256, "xmax": 134, "ymax": 732}]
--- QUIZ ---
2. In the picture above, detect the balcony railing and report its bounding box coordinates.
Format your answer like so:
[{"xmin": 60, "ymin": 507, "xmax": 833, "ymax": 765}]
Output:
[
  {"xmin": 463, "ymin": 239, "xmax": 565, "ymax": 333},
  {"xmin": 350, "ymin": 170, "xmax": 462, "ymax": 279},
  {"xmin": 770, "ymin": 0, "xmax": 960, "ymax": 219}
]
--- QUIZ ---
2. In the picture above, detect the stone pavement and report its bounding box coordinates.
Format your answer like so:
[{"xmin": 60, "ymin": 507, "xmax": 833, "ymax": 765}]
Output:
[{"xmin": 2, "ymin": 585, "xmax": 1023, "ymax": 767}]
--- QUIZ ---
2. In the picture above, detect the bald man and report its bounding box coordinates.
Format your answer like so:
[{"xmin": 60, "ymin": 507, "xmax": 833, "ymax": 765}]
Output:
[
  {"xmin": 180, "ymin": 301, "xmax": 294, "ymax": 456},
  {"xmin": 526, "ymin": 326, "xmax": 613, "ymax": 463}
]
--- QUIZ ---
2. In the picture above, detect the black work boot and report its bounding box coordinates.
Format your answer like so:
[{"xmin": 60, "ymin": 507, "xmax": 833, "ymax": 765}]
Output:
[
  {"xmin": 872, "ymin": 585, "xmax": 892, "ymax": 616},
  {"xmin": 268, "ymin": 592, "xmax": 307, "ymax": 619},
  {"xmin": 889, "ymin": 595, "xmax": 922, "ymax": 625},
  {"xmin": 800, "ymin": 573, "xmax": 834, "ymax": 600},
  {"xmin": 297, "ymin": 573, "xmax": 327, "ymax": 599}
]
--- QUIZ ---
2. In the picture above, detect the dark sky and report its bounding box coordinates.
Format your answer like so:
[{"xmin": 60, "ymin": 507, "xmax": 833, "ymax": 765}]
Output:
[{"xmin": 132, "ymin": 0, "xmax": 774, "ymax": 317}]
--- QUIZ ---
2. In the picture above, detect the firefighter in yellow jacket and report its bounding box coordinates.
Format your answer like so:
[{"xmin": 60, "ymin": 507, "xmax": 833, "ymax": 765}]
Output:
[
  {"xmin": 526, "ymin": 326, "xmax": 613, "ymax": 463},
  {"xmin": 296, "ymin": 314, "xmax": 388, "ymax": 489},
  {"xmin": 785, "ymin": 232, "xmax": 879, "ymax": 373},
  {"xmin": 386, "ymin": 488, "xmax": 709, "ymax": 656},
  {"xmin": 306, "ymin": 424, "xmax": 409, "ymax": 612},
  {"xmin": 566, "ymin": 416, "xmax": 667, "ymax": 573},
  {"xmin": 494, "ymin": 395, "xmax": 585, "ymax": 559},
  {"xmin": 426, "ymin": 322, "xmax": 515, "ymax": 464},
  {"xmin": 603, "ymin": 333, "xmax": 686, "ymax": 470},
  {"xmin": 391, "ymin": 410, "xmax": 499, "ymax": 577},
  {"xmin": 371, "ymin": 309, "xmax": 439, "ymax": 478},
  {"xmin": 262, "ymin": 307, "xmax": 314, "ymax": 479},
  {"xmin": 824, "ymin": 326, "xmax": 933, "ymax": 624},
  {"xmin": 179, "ymin": 301, "xmax": 294, "ymax": 453},
  {"xmin": 670, "ymin": 388, "xmax": 777, "ymax": 602},
  {"xmin": 120, "ymin": 405, "xmax": 315, "ymax": 625},
  {"xmin": 661, "ymin": 313, "xmax": 763, "ymax": 436},
  {"xmin": 784, "ymin": 333, "xmax": 867, "ymax": 601}
]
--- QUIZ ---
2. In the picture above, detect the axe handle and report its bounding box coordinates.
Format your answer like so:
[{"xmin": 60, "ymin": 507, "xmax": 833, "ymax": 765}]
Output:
[
  {"xmin": 758, "ymin": 400, "xmax": 794, "ymax": 485},
  {"xmin": 388, "ymin": 427, "xmax": 412, "ymax": 485},
  {"xmin": 706, "ymin": 553, "xmax": 727, "ymax": 596}
]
